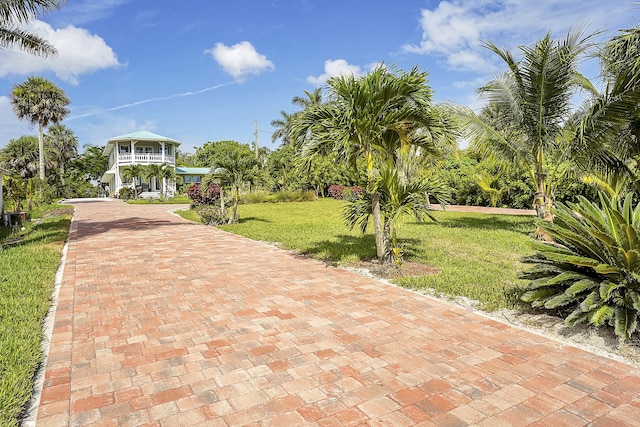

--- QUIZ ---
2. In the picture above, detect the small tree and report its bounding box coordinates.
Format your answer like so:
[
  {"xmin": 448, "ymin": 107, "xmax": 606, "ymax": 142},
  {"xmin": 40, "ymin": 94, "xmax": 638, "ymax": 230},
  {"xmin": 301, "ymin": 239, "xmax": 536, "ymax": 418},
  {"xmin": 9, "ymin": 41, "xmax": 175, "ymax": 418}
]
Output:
[{"xmin": 204, "ymin": 151, "xmax": 261, "ymax": 224}]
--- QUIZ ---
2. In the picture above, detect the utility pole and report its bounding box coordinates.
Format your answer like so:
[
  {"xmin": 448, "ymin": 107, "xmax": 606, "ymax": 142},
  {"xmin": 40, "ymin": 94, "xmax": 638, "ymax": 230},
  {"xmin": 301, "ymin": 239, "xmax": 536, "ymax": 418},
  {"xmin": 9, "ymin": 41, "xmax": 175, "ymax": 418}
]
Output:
[{"xmin": 254, "ymin": 120, "xmax": 258, "ymax": 157}]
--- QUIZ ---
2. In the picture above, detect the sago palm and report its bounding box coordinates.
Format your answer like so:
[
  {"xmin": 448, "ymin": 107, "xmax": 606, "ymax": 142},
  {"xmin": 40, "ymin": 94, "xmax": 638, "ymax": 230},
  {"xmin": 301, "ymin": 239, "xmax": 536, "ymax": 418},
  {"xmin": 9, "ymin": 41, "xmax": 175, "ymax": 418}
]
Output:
[{"xmin": 520, "ymin": 193, "xmax": 640, "ymax": 339}]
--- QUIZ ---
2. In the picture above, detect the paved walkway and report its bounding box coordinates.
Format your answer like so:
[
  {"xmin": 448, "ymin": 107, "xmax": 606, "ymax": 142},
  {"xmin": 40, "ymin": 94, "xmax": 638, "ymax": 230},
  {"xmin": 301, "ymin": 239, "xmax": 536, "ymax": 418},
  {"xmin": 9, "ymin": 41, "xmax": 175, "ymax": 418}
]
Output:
[{"xmin": 35, "ymin": 201, "xmax": 640, "ymax": 426}]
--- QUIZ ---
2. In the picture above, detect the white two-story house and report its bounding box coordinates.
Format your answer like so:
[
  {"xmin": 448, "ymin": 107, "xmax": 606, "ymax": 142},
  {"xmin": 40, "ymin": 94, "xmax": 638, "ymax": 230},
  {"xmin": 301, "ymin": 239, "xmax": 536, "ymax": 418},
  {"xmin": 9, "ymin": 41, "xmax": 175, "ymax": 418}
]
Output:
[{"xmin": 100, "ymin": 131, "xmax": 181, "ymax": 197}]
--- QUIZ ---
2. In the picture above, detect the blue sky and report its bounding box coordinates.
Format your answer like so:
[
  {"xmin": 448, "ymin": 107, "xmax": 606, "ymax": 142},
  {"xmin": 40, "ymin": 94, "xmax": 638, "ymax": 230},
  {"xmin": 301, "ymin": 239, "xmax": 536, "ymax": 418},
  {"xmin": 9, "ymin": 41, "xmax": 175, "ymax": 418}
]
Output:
[{"xmin": 0, "ymin": 0, "xmax": 637, "ymax": 154}]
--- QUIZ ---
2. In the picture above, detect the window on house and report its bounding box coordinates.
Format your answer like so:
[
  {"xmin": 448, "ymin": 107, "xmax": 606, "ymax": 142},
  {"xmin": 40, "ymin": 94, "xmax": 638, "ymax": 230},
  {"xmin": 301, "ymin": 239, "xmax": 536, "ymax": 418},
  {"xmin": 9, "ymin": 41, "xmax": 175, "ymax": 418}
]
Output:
[
  {"xmin": 119, "ymin": 145, "xmax": 130, "ymax": 154},
  {"xmin": 183, "ymin": 175, "xmax": 202, "ymax": 184}
]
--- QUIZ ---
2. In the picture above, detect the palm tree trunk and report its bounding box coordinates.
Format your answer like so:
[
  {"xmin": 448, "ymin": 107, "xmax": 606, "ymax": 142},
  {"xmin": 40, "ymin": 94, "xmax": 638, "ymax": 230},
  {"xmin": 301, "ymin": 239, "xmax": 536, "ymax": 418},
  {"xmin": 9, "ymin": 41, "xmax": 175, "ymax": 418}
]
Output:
[
  {"xmin": 60, "ymin": 163, "xmax": 65, "ymax": 187},
  {"xmin": 220, "ymin": 187, "xmax": 225, "ymax": 216},
  {"xmin": 372, "ymin": 191, "xmax": 386, "ymax": 263},
  {"xmin": 38, "ymin": 122, "xmax": 45, "ymax": 180},
  {"xmin": 534, "ymin": 172, "xmax": 552, "ymax": 221}
]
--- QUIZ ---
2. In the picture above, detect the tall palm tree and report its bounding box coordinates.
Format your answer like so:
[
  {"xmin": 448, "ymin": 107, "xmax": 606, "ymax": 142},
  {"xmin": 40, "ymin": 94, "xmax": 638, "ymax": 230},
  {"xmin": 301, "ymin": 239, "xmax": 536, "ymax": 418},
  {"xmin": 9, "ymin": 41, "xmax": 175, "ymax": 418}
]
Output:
[
  {"xmin": 0, "ymin": 0, "xmax": 65, "ymax": 56},
  {"xmin": 291, "ymin": 88, "xmax": 323, "ymax": 109},
  {"xmin": 203, "ymin": 151, "xmax": 261, "ymax": 224},
  {"xmin": 270, "ymin": 110, "xmax": 296, "ymax": 145},
  {"xmin": 455, "ymin": 29, "xmax": 594, "ymax": 220},
  {"xmin": 45, "ymin": 123, "xmax": 77, "ymax": 186},
  {"xmin": 271, "ymin": 89, "xmax": 323, "ymax": 146},
  {"xmin": 10, "ymin": 76, "xmax": 70, "ymax": 180},
  {"xmin": 292, "ymin": 65, "xmax": 455, "ymax": 263},
  {"xmin": 572, "ymin": 25, "xmax": 640, "ymax": 182}
]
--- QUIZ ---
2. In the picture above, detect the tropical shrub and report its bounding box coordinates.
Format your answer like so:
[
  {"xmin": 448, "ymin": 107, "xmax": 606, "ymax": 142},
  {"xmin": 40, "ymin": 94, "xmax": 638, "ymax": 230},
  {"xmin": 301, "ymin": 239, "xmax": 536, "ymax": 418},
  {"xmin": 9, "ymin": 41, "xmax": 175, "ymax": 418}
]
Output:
[
  {"xmin": 520, "ymin": 193, "xmax": 640, "ymax": 339},
  {"xmin": 187, "ymin": 183, "xmax": 221, "ymax": 206},
  {"xmin": 197, "ymin": 205, "xmax": 227, "ymax": 225},
  {"xmin": 118, "ymin": 187, "xmax": 133, "ymax": 200},
  {"xmin": 239, "ymin": 190, "xmax": 317, "ymax": 204},
  {"xmin": 342, "ymin": 186, "xmax": 363, "ymax": 201},
  {"xmin": 344, "ymin": 168, "xmax": 450, "ymax": 263}
]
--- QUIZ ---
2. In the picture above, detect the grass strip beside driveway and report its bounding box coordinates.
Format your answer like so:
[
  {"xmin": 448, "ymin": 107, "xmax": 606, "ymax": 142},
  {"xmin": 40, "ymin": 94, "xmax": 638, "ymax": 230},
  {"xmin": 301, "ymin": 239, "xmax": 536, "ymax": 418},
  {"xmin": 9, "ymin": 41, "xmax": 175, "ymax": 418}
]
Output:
[{"xmin": 0, "ymin": 206, "xmax": 72, "ymax": 427}]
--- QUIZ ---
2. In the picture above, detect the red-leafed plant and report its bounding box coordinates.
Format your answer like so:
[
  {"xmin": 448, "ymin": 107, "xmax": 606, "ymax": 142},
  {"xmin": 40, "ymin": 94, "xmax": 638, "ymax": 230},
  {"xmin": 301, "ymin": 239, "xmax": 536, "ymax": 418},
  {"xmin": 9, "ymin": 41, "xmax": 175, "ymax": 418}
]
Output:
[{"xmin": 187, "ymin": 183, "xmax": 221, "ymax": 206}]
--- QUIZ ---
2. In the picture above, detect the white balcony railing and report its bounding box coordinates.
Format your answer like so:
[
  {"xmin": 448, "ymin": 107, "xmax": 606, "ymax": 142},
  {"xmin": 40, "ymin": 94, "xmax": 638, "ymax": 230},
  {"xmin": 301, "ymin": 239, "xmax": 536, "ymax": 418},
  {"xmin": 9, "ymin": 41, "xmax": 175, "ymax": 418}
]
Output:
[{"xmin": 116, "ymin": 153, "xmax": 175, "ymax": 165}]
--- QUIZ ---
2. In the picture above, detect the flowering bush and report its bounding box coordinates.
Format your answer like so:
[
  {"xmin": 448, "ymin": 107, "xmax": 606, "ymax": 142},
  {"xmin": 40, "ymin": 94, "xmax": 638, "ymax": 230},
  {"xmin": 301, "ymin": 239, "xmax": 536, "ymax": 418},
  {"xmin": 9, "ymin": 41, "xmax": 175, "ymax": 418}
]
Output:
[
  {"xmin": 187, "ymin": 183, "xmax": 221, "ymax": 206},
  {"xmin": 328, "ymin": 185, "xmax": 346, "ymax": 199},
  {"xmin": 328, "ymin": 184, "xmax": 363, "ymax": 200}
]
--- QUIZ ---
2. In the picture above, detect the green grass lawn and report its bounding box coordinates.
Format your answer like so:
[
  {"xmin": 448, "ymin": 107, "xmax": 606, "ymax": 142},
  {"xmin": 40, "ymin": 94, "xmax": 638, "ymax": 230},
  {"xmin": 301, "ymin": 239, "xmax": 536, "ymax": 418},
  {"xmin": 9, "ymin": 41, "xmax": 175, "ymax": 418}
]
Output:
[
  {"xmin": 211, "ymin": 198, "xmax": 535, "ymax": 311},
  {"xmin": 0, "ymin": 205, "xmax": 72, "ymax": 427}
]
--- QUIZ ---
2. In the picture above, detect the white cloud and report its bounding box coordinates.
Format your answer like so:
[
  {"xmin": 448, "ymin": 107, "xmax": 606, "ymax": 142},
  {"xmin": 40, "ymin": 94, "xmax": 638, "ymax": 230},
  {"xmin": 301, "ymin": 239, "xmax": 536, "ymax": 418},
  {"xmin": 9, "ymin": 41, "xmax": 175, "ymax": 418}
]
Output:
[
  {"xmin": 403, "ymin": 0, "xmax": 633, "ymax": 72},
  {"xmin": 306, "ymin": 59, "xmax": 383, "ymax": 85},
  {"xmin": 205, "ymin": 41, "xmax": 274, "ymax": 82},
  {"xmin": 0, "ymin": 20, "xmax": 122, "ymax": 84}
]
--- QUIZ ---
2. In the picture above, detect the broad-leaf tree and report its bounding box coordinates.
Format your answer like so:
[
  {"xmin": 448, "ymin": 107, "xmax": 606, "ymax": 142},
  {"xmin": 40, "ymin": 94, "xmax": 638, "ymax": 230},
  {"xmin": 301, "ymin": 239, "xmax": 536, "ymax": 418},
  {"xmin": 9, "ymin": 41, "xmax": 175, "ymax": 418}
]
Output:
[
  {"xmin": 10, "ymin": 76, "xmax": 70, "ymax": 180},
  {"xmin": 0, "ymin": 0, "xmax": 65, "ymax": 56},
  {"xmin": 292, "ymin": 65, "xmax": 455, "ymax": 263},
  {"xmin": 455, "ymin": 29, "xmax": 595, "ymax": 220}
]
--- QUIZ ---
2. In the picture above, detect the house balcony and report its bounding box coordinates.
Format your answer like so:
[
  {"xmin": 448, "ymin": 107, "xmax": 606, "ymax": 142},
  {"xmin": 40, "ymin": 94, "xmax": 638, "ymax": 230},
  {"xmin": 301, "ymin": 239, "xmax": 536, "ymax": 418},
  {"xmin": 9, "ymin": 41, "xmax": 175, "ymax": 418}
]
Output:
[{"xmin": 115, "ymin": 153, "xmax": 175, "ymax": 166}]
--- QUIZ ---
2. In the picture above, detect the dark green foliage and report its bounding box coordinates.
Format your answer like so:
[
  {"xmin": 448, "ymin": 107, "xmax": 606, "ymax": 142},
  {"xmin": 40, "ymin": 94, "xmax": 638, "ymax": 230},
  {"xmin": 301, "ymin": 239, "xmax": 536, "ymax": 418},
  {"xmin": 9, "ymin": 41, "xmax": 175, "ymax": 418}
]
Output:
[
  {"xmin": 196, "ymin": 205, "xmax": 227, "ymax": 225},
  {"xmin": 520, "ymin": 193, "xmax": 640, "ymax": 339}
]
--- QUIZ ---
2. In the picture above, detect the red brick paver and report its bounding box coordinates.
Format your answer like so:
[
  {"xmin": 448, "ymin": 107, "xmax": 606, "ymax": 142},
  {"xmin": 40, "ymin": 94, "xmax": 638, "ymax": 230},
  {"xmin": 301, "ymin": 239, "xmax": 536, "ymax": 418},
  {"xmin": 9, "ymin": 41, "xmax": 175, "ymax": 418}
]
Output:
[{"xmin": 36, "ymin": 201, "xmax": 640, "ymax": 425}]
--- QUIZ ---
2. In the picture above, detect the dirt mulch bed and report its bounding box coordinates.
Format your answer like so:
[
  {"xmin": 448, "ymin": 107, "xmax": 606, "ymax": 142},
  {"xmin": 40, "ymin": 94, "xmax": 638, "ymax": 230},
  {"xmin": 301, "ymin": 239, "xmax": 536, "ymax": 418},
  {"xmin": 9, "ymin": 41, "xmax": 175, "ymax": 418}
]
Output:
[{"xmin": 349, "ymin": 260, "xmax": 439, "ymax": 279}]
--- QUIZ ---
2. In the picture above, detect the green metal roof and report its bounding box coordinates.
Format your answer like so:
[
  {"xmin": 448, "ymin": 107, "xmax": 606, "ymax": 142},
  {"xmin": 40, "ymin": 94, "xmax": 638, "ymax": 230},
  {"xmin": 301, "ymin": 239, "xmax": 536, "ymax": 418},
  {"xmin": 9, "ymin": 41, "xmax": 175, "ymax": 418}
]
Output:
[
  {"xmin": 175, "ymin": 167, "xmax": 211, "ymax": 175},
  {"xmin": 107, "ymin": 130, "xmax": 181, "ymax": 144}
]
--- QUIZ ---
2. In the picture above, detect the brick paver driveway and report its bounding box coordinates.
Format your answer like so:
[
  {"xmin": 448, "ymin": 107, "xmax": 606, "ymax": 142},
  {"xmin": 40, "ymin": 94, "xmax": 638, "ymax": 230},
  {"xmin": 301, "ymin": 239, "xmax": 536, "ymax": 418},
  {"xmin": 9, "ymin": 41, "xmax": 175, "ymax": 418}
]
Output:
[{"xmin": 36, "ymin": 200, "xmax": 640, "ymax": 426}]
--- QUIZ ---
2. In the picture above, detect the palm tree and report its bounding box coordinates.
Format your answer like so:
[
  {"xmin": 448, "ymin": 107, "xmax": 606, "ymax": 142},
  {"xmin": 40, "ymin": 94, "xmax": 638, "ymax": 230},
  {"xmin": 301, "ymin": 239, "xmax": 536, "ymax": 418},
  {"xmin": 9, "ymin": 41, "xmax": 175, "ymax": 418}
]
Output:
[
  {"xmin": 10, "ymin": 76, "xmax": 70, "ymax": 180},
  {"xmin": 270, "ymin": 110, "xmax": 296, "ymax": 145},
  {"xmin": 455, "ymin": 29, "xmax": 594, "ymax": 220},
  {"xmin": 572, "ymin": 25, "xmax": 640, "ymax": 182},
  {"xmin": 0, "ymin": 0, "xmax": 65, "ymax": 57},
  {"xmin": 292, "ymin": 65, "xmax": 455, "ymax": 263},
  {"xmin": 291, "ymin": 88, "xmax": 323, "ymax": 109},
  {"xmin": 271, "ymin": 89, "xmax": 323, "ymax": 146},
  {"xmin": 120, "ymin": 164, "xmax": 144, "ymax": 199},
  {"xmin": 476, "ymin": 172, "xmax": 506, "ymax": 207},
  {"xmin": 158, "ymin": 164, "xmax": 176, "ymax": 198},
  {"xmin": 344, "ymin": 167, "xmax": 449, "ymax": 263},
  {"xmin": 45, "ymin": 124, "xmax": 77, "ymax": 186},
  {"xmin": 203, "ymin": 151, "xmax": 261, "ymax": 224},
  {"xmin": 0, "ymin": 135, "xmax": 39, "ymax": 179}
]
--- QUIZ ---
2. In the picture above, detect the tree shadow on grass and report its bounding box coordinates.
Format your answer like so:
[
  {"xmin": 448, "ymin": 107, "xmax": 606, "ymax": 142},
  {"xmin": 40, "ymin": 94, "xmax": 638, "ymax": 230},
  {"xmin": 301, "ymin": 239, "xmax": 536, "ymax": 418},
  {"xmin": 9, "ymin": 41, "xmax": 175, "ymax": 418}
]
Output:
[
  {"xmin": 238, "ymin": 217, "xmax": 271, "ymax": 224},
  {"xmin": 304, "ymin": 234, "xmax": 421, "ymax": 264},
  {"xmin": 429, "ymin": 214, "xmax": 535, "ymax": 234}
]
